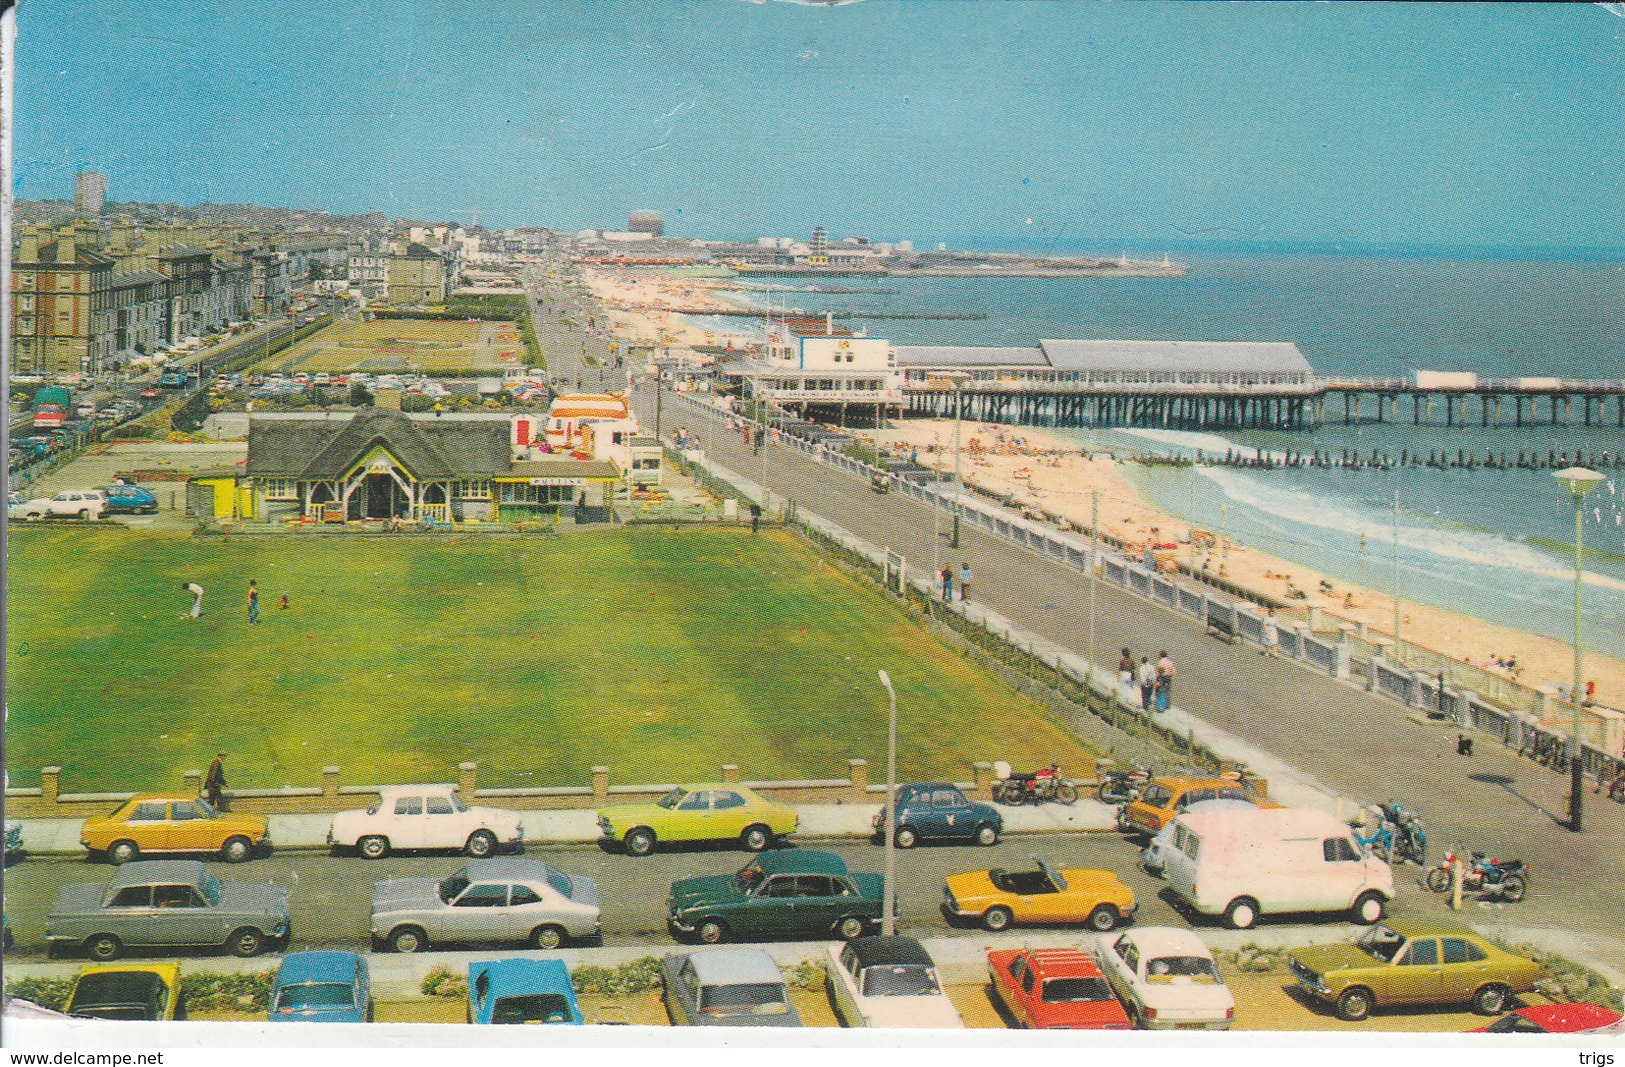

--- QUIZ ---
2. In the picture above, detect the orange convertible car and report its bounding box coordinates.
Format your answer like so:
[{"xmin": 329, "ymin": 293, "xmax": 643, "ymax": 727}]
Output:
[{"xmin": 941, "ymin": 857, "xmax": 1136, "ymax": 932}]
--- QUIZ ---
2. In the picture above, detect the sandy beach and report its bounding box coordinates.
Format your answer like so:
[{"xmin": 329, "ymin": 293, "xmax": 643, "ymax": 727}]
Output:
[{"xmin": 570, "ymin": 265, "xmax": 1624, "ymax": 723}]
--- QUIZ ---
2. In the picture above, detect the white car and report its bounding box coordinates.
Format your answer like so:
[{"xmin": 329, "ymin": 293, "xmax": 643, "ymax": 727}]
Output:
[
  {"xmin": 825, "ymin": 936, "xmax": 964, "ymax": 1029},
  {"xmin": 1139, "ymin": 799, "xmax": 1256, "ymax": 878},
  {"xmin": 1094, "ymin": 927, "xmax": 1234, "ymax": 1030},
  {"xmin": 328, "ymin": 785, "xmax": 524, "ymax": 860},
  {"xmin": 19, "ymin": 490, "xmax": 106, "ymax": 521}
]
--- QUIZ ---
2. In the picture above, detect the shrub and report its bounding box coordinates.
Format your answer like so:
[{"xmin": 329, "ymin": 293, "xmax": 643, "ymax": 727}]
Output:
[
  {"xmin": 180, "ymin": 969, "xmax": 276, "ymax": 1013},
  {"xmin": 786, "ymin": 959, "xmax": 827, "ymax": 990},
  {"xmin": 421, "ymin": 965, "xmax": 468, "ymax": 999},
  {"xmin": 5, "ymin": 975, "xmax": 74, "ymax": 1012},
  {"xmin": 571, "ymin": 957, "xmax": 663, "ymax": 997}
]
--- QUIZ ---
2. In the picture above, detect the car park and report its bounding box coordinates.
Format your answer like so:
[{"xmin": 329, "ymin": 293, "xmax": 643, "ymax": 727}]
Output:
[
  {"xmin": 597, "ymin": 783, "xmax": 798, "ymax": 857},
  {"xmin": 874, "ymin": 783, "xmax": 1001, "ymax": 848},
  {"xmin": 825, "ymin": 936, "xmax": 963, "ymax": 1029},
  {"xmin": 1287, "ymin": 922, "xmax": 1542, "ymax": 1022},
  {"xmin": 666, "ymin": 850, "xmax": 887, "ymax": 945},
  {"xmin": 1474, "ymin": 1003, "xmax": 1622, "ymax": 1034},
  {"xmin": 66, "ymin": 962, "xmax": 186, "ymax": 1021},
  {"xmin": 1095, "ymin": 927, "xmax": 1234, "ymax": 1030},
  {"xmin": 467, "ymin": 958, "xmax": 583, "ymax": 1025},
  {"xmin": 987, "ymin": 947, "xmax": 1132, "ymax": 1030},
  {"xmin": 941, "ymin": 856, "xmax": 1135, "ymax": 932},
  {"xmin": 1116, "ymin": 775, "xmax": 1279, "ymax": 836},
  {"xmin": 371, "ymin": 857, "xmax": 601, "ymax": 953},
  {"xmin": 96, "ymin": 485, "xmax": 159, "ymax": 515},
  {"xmin": 328, "ymin": 785, "xmax": 523, "ymax": 859},
  {"xmin": 18, "ymin": 489, "xmax": 106, "ymax": 521},
  {"xmin": 662, "ymin": 948, "xmax": 801, "ymax": 1027},
  {"xmin": 80, "ymin": 794, "xmax": 270, "ymax": 865},
  {"xmin": 269, "ymin": 951, "xmax": 372, "ymax": 1023},
  {"xmin": 45, "ymin": 859, "xmax": 290, "ymax": 961}
]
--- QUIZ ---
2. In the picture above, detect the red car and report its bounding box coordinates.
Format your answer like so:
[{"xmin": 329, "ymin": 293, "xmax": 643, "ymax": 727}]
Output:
[
  {"xmin": 987, "ymin": 948, "xmax": 1131, "ymax": 1030},
  {"xmin": 1475, "ymin": 1003, "xmax": 1622, "ymax": 1034}
]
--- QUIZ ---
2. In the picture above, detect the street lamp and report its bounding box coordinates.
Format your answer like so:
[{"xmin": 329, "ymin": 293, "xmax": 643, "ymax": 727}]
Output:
[
  {"xmin": 1554, "ymin": 466, "xmax": 1605, "ymax": 832},
  {"xmin": 877, "ymin": 669, "xmax": 898, "ymax": 937},
  {"xmin": 951, "ymin": 377, "xmax": 965, "ymax": 549}
]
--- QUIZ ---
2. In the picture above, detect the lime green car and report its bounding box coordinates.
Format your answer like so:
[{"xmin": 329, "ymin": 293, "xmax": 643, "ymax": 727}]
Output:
[{"xmin": 597, "ymin": 784, "xmax": 798, "ymax": 857}]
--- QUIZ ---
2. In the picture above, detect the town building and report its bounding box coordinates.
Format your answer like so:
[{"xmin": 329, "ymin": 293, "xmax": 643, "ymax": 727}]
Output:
[
  {"xmin": 74, "ymin": 171, "xmax": 107, "ymax": 218},
  {"xmin": 628, "ymin": 210, "xmax": 664, "ymax": 237},
  {"xmin": 10, "ymin": 227, "xmax": 116, "ymax": 376},
  {"xmin": 728, "ymin": 315, "xmax": 903, "ymax": 424},
  {"xmin": 387, "ymin": 242, "xmax": 451, "ymax": 305}
]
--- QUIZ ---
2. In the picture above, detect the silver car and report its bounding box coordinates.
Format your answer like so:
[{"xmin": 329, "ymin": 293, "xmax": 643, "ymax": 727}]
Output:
[{"xmin": 371, "ymin": 858, "xmax": 600, "ymax": 953}]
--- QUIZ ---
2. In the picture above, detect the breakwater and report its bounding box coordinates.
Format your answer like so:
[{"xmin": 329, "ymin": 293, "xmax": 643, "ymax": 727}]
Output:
[{"xmin": 1188, "ymin": 446, "xmax": 1621, "ymax": 472}]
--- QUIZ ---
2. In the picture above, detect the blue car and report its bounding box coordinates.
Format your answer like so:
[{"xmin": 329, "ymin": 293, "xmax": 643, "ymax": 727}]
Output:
[
  {"xmin": 268, "ymin": 951, "xmax": 371, "ymax": 1023},
  {"xmin": 467, "ymin": 959, "xmax": 583, "ymax": 1025},
  {"xmin": 97, "ymin": 485, "xmax": 158, "ymax": 515},
  {"xmin": 873, "ymin": 783, "xmax": 1002, "ymax": 849}
]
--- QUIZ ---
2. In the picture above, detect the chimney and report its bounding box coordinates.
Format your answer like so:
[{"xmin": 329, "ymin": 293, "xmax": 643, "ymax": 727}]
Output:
[{"xmin": 19, "ymin": 227, "xmax": 39, "ymax": 262}]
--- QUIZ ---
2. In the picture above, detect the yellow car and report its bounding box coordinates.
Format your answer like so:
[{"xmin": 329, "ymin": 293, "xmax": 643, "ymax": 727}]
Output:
[
  {"xmin": 941, "ymin": 857, "xmax": 1136, "ymax": 932},
  {"xmin": 1116, "ymin": 776, "xmax": 1280, "ymax": 836},
  {"xmin": 81, "ymin": 794, "xmax": 270, "ymax": 865},
  {"xmin": 597, "ymin": 783, "xmax": 798, "ymax": 857},
  {"xmin": 67, "ymin": 962, "xmax": 185, "ymax": 1021}
]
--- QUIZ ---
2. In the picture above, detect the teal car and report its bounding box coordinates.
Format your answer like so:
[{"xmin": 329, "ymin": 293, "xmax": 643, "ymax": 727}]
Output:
[
  {"xmin": 467, "ymin": 959, "xmax": 583, "ymax": 1025},
  {"xmin": 598, "ymin": 784, "xmax": 798, "ymax": 857},
  {"xmin": 667, "ymin": 850, "xmax": 889, "ymax": 945}
]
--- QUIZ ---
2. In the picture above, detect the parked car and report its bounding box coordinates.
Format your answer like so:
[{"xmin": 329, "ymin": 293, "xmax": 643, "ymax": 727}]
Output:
[
  {"xmin": 371, "ymin": 857, "xmax": 601, "ymax": 953},
  {"xmin": 666, "ymin": 850, "xmax": 887, "ymax": 945},
  {"xmin": 268, "ymin": 951, "xmax": 371, "ymax": 1023},
  {"xmin": 825, "ymin": 936, "xmax": 963, "ymax": 1029},
  {"xmin": 1095, "ymin": 927, "xmax": 1234, "ymax": 1030},
  {"xmin": 662, "ymin": 948, "xmax": 801, "ymax": 1027},
  {"xmin": 45, "ymin": 859, "xmax": 290, "ymax": 962},
  {"xmin": 18, "ymin": 489, "xmax": 106, "ymax": 521},
  {"xmin": 1287, "ymin": 922, "xmax": 1542, "ymax": 1021},
  {"xmin": 1473, "ymin": 1003, "xmax": 1623, "ymax": 1034},
  {"xmin": 97, "ymin": 485, "xmax": 159, "ymax": 515},
  {"xmin": 873, "ymin": 783, "xmax": 1001, "ymax": 848},
  {"xmin": 987, "ymin": 947, "xmax": 1132, "ymax": 1030},
  {"xmin": 66, "ymin": 962, "xmax": 185, "ymax": 1021},
  {"xmin": 1162, "ymin": 806, "xmax": 1392, "ymax": 930},
  {"xmin": 467, "ymin": 958, "xmax": 583, "ymax": 1025},
  {"xmin": 597, "ymin": 783, "xmax": 798, "ymax": 857},
  {"xmin": 80, "ymin": 794, "xmax": 270, "ymax": 865},
  {"xmin": 1116, "ymin": 775, "xmax": 1280, "ymax": 836},
  {"xmin": 1138, "ymin": 799, "xmax": 1255, "ymax": 878},
  {"xmin": 5, "ymin": 818, "xmax": 22, "ymax": 861},
  {"xmin": 941, "ymin": 856, "xmax": 1136, "ymax": 932},
  {"xmin": 328, "ymin": 785, "xmax": 523, "ymax": 859}
]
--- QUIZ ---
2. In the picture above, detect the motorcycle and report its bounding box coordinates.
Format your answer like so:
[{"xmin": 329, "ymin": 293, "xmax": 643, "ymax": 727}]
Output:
[
  {"xmin": 1354, "ymin": 801, "xmax": 1427, "ymax": 866},
  {"xmin": 1097, "ymin": 762, "xmax": 1153, "ymax": 806},
  {"xmin": 1424, "ymin": 849, "xmax": 1528, "ymax": 902},
  {"xmin": 992, "ymin": 761, "xmax": 1079, "ymax": 806}
]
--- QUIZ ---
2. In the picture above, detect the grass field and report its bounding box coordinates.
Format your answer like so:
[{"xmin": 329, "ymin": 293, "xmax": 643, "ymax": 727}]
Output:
[
  {"xmin": 5, "ymin": 527, "xmax": 1094, "ymax": 793},
  {"xmin": 248, "ymin": 317, "xmax": 525, "ymax": 375}
]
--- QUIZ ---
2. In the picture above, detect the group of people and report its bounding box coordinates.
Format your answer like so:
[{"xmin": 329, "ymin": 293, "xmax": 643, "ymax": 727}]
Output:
[
  {"xmin": 939, "ymin": 562, "xmax": 971, "ymax": 603},
  {"xmin": 1117, "ymin": 647, "xmax": 1177, "ymax": 712},
  {"xmin": 178, "ymin": 579, "xmax": 287, "ymax": 623}
]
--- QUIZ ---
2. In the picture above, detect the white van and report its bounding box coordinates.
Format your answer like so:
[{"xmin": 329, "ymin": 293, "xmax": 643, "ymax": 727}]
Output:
[{"xmin": 1162, "ymin": 806, "xmax": 1392, "ymax": 930}]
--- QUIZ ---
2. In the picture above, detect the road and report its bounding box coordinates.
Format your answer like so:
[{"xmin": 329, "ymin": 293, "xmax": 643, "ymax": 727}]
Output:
[{"xmin": 3, "ymin": 833, "xmax": 1477, "ymax": 964}]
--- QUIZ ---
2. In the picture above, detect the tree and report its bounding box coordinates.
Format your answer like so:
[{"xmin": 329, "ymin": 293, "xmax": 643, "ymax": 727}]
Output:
[{"xmin": 349, "ymin": 382, "xmax": 373, "ymax": 407}]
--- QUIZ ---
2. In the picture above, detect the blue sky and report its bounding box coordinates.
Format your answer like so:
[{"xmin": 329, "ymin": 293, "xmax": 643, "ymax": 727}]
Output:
[{"xmin": 15, "ymin": 1, "xmax": 1625, "ymax": 250}]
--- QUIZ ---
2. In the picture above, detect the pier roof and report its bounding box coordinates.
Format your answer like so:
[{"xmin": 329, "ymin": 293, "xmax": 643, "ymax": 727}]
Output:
[
  {"xmin": 893, "ymin": 345, "xmax": 1048, "ymax": 368},
  {"xmin": 1037, "ymin": 339, "xmax": 1312, "ymax": 375}
]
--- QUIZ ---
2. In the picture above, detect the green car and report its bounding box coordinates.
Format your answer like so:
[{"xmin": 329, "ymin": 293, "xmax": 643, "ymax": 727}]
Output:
[
  {"xmin": 667, "ymin": 850, "xmax": 888, "ymax": 945},
  {"xmin": 1287, "ymin": 921, "xmax": 1542, "ymax": 1021},
  {"xmin": 597, "ymin": 784, "xmax": 798, "ymax": 857}
]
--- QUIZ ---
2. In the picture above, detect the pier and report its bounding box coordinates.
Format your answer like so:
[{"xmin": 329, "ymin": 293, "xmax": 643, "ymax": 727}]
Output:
[{"xmin": 1322, "ymin": 377, "xmax": 1625, "ymax": 428}]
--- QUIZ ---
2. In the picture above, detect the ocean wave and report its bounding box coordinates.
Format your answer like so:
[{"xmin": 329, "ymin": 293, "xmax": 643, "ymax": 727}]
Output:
[{"xmin": 1115, "ymin": 426, "xmax": 1290, "ymax": 463}]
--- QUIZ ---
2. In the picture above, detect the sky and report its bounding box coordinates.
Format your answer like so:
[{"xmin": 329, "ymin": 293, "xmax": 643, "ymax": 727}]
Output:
[{"xmin": 13, "ymin": 1, "xmax": 1625, "ymax": 251}]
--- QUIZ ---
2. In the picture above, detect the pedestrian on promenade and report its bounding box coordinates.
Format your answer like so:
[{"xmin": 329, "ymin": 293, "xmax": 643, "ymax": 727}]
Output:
[
  {"xmin": 749, "ymin": 502, "xmax": 761, "ymax": 534},
  {"xmin": 247, "ymin": 580, "xmax": 260, "ymax": 624},
  {"xmin": 1156, "ymin": 650, "xmax": 1175, "ymax": 710},
  {"xmin": 1117, "ymin": 648, "xmax": 1135, "ymax": 689},
  {"xmin": 1137, "ymin": 656, "xmax": 1157, "ymax": 711},
  {"xmin": 181, "ymin": 581, "xmax": 204, "ymax": 620},
  {"xmin": 754, "ymin": 427, "xmax": 765, "ymax": 454},
  {"xmin": 205, "ymin": 751, "xmax": 228, "ymax": 810},
  {"xmin": 940, "ymin": 565, "xmax": 953, "ymax": 602},
  {"xmin": 959, "ymin": 562, "xmax": 971, "ymax": 602},
  {"xmin": 1261, "ymin": 609, "xmax": 1277, "ymax": 657}
]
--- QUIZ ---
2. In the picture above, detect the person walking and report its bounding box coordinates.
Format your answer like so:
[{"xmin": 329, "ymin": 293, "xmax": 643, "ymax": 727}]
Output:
[
  {"xmin": 1261, "ymin": 609, "xmax": 1277, "ymax": 657},
  {"xmin": 940, "ymin": 565, "xmax": 953, "ymax": 602},
  {"xmin": 1137, "ymin": 656, "xmax": 1157, "ymax": 711},
  {"xmin": 247, "ymin": 580, "xmax": 260, "ymax": 625},
  {"xmin": 181, "ymin": 581, "xmax": 204, "ymax": 620},
  {"xmin": 1117, "ymin": 648, "xmax": 1135, "ymax": 704},
  {"xmin": 958, "ymin": 562, "xmax": 971, "ymax": 603},
  {"xmin": 1156, "ymin": 650, "xmax": 1175, "ymax": 711},
  {"xmin": 749, "ymin": 502, "xmax": 761, "ymax": 534},
  {"xmin": 204, "ymin": 751, "xmax": 228, "ymax": 810}
]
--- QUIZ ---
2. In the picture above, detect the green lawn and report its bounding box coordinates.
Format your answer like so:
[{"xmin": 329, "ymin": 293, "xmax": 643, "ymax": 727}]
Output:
[{"xmin": 5, "ymin": 527, "xmax": 1094, "ymax": 793}]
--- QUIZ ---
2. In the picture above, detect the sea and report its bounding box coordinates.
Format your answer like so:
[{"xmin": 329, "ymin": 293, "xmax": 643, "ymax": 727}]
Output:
[{"xmin": 683, "ymin": 248, "xmax": 1625, "ymax": 666}]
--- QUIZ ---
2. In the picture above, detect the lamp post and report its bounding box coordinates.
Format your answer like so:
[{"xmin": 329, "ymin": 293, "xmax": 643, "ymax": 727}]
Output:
[
  {"xmin": 1554, "ymin": 466, "xmax": 1605, "ymax": 832},
  {"xmin": 1392, "ymin": 488, "xmax": 1402, "ymax": 661},
  {"xmin": 1088, "ymin": 487, "xmax": 1099, "ymax": 667},
  {"xmin": 949, "ymin": 376, "xmax": 967, "ymax": 549},
  {"xmin": 877, "ymin": 669, "xmax": 898, "ymax": 936}
]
